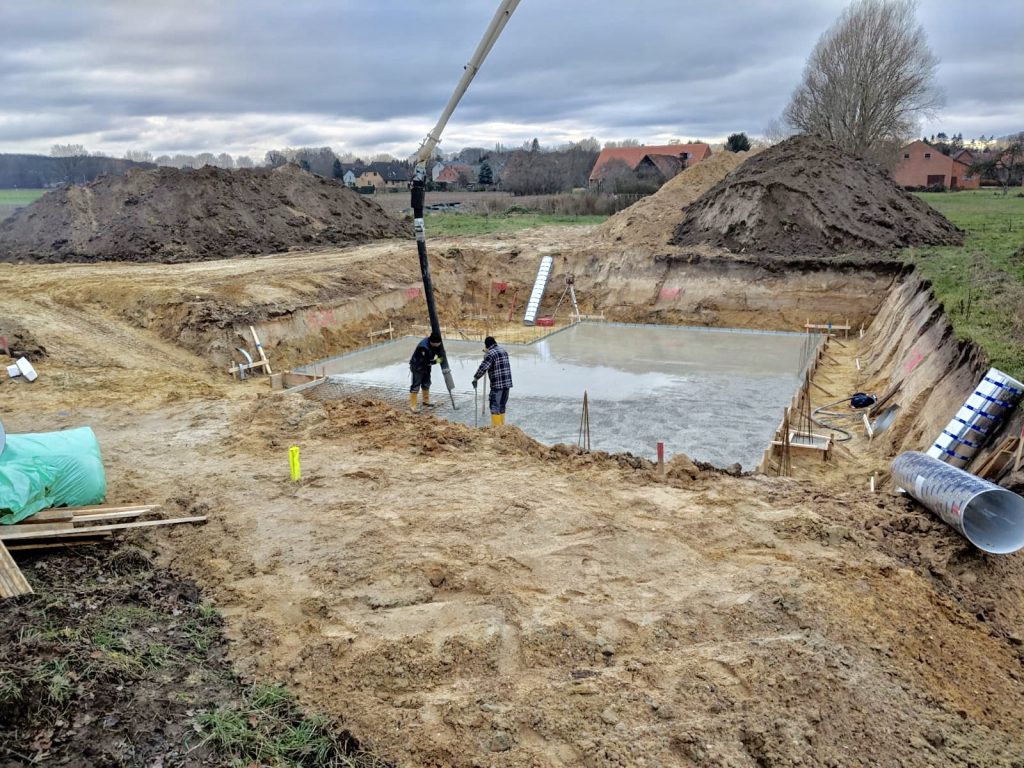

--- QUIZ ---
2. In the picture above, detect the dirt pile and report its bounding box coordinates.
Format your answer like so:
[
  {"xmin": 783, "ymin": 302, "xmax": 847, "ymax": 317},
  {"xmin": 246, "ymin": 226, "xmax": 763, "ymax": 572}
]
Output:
[
  {"xmin": 671, "ymin": 134, "xmax": 964, "ymax": 256},
  {"xmin": 0, "ymin": 164, "xmax": 410, "ymax": 264},
  {"xmin": 596, "ymin": 149, "xmax": 756, "ymax": 248}
]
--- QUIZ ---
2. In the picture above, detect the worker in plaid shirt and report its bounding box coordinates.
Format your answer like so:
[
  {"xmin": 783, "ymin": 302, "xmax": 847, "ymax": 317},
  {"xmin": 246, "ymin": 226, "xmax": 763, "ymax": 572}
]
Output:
[{"xmin": 472, "ymin": 336, "xmax": 512, "ymax": 426}]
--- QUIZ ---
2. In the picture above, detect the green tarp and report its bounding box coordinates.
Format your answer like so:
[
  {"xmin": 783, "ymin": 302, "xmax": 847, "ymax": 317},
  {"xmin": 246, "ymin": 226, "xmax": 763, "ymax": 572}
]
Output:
[{"xmin": 0, "ymin": 427, "xmax": 106, "ymax": 525}]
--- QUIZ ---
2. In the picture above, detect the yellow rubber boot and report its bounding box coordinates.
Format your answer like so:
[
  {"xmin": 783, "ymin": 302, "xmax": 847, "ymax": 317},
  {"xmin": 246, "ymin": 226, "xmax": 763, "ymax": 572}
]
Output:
[
  {"xmin": 491, "ymin": 414, "xmax": 501, "ymax": 427},
  {"xmin": 422, "ymin": 390, "xmax": 432, "ymax": 407},
  {"xmin": 498, "ymin": 414, "xmax": 506, "ymax": 426},
  {"xmin": 409, "ymin": 392, "xmax": 419, "ymax": 412}
]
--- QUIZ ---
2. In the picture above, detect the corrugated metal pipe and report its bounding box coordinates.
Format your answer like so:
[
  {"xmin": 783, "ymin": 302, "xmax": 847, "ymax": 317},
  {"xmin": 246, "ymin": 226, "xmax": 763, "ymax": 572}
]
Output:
[
  {"xmin": 891, "ymin": 451, "xmax": 1024, "ymax": 554},
  {"xmin": 928, "ymin": 368, "xmax": 1024, "ymax": 468}
]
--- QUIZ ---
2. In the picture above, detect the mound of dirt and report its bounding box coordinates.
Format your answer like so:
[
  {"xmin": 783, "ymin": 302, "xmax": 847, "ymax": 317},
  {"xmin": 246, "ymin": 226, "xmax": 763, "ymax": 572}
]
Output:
[
  {"xmin": 671, "ymin": 134, "xmax": 964, "ymax": 256},
  {"xmin": 0, "ymin": 317, "xmax": 46, "ymax": 360},
  {"xmin": 0, "ymin": 164, "xmax": 411, "ymax": 263},
  {"xmin": 596, "ymin": 149, "xmax": 757, "ymax": 248}
]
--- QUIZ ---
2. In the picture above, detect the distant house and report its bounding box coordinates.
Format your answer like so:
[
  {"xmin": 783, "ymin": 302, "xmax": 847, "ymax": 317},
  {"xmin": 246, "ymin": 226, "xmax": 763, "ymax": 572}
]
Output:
[
  {"xmin": 893, "ymin": 140, "xmax": 980, "ymax": 190},
  {"xmin": 367, "ymin": 161, "xmax": 412, "ymax": 191},
  {"xmin": 588, "ymin": 143, "xmax": 712, "ymax": 185},
  {"xmin": 355, "ymin": 170, "xmax": 385, "ymax": 190},
  {"xmin": 342, "ymin": 170, "xmax": 357, "ymax": 186},
  {"xmin": 952, "ymin": 148, "xmax": 978, "ymax": 167},
  {"xmin": 635, "ymin": 154, "xmax": 684, "ymax": 183},
  {"xmin": 435, "ymin": 162, "xmax": 474, "ymax": 189}
]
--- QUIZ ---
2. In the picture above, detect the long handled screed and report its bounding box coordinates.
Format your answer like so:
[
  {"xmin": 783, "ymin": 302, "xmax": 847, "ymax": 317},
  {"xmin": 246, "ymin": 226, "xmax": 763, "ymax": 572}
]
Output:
[{"xmin": 410, "ymin": 0, "xmax": 521, "ymax": 409}]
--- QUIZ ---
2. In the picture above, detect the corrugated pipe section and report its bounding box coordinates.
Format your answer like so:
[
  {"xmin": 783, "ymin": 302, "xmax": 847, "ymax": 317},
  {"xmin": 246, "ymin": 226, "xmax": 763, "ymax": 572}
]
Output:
[
  {"xmin": 891, "ymin": 451, "xmax": 1024, "ymax": 554},
  {"xmin": 927, "ymin": 368, "xmax": 1024, "ymax": 468}
]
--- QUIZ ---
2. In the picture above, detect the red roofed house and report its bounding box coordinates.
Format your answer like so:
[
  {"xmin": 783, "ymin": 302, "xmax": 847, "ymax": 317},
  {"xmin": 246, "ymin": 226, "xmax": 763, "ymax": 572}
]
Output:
[
  {"xmin": 893, "ymin": 140, "xmax": 980, "ymax": 190},
  {"xmin": 588, "ymin": 143, "xmax": 712, "ymax": 185}
]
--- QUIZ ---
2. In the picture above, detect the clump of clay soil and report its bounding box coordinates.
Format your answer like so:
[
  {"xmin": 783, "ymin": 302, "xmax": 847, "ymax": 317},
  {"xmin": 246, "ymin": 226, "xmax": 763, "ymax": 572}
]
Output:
[
  {"xmin": 0, "ymin": 318, "xmax": 46, "ymax": 360},
  {"xmin": 596, "ymin": 149, "xmax": 757, "ymax": 249},
  {"xmin": 671, "ymin": 134, "xmax": 964, "ymax": 256},
  {"xmin": 0, "ymin": 164, "xmax": 411, "ymax": 264}
]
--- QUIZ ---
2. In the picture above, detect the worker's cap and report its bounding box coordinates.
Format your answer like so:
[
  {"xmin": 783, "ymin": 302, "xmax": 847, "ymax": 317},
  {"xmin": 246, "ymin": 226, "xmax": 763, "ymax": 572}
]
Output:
[
  {"xmin": 428, "ymin": 333, "xmax": 442, "ymax": 345},
  {"xmin": 484, "ymin": 336, "xmax": 497, "ymax": 349}
]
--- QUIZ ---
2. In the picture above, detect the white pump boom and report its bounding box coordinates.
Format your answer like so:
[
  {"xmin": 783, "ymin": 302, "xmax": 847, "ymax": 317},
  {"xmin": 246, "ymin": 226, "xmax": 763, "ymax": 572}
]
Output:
[{"xmin": 413, "ymin": 0, "xmax": 522, "ymax": 166}]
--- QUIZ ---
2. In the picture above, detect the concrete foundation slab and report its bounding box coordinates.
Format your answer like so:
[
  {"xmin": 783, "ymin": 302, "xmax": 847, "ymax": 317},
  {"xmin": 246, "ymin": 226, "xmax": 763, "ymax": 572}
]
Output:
[{"xmin": 304, "ymin": 323, "xmax": 818, "ymax": 469}]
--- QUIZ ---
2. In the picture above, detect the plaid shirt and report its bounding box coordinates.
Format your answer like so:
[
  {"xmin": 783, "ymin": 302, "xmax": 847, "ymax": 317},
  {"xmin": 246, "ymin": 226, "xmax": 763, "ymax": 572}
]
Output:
[{"xmin": 475, "ymin": 345, "xmax": 513, "ymax": 389}]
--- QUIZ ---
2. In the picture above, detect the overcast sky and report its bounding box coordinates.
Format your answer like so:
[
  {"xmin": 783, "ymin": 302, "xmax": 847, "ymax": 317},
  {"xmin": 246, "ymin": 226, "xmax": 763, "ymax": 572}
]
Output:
[{"xmin": 1, "ymin": 0, "xmax": 1021, "ymax": 160}]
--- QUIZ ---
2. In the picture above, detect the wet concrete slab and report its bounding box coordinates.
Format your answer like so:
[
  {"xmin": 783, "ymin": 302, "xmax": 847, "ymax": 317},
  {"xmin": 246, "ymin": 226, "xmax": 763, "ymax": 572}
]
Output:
[{"xmin": 304, "ymin": 323, "xmax": 817, "ymax": 469}]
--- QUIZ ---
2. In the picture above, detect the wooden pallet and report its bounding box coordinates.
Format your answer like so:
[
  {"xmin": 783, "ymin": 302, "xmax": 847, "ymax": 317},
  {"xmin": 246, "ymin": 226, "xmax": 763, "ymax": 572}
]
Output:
[{"xmin": 0, "ymin": 504, "xmax": 206, "ymax": 600}]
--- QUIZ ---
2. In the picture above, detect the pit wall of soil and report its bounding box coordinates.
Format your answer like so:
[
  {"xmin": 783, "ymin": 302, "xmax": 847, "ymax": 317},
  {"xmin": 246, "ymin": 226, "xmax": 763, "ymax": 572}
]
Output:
[
  {"xmin": 563, "ymin": 249, "xmax": 899, "ymax": 330},
  {"xmin": 238, "ymin": 251, "xmax": 900, "ymax": 372},
  {"xmin": 858, "ymin": 269, "xmax": 1023, "ymax": 483}
]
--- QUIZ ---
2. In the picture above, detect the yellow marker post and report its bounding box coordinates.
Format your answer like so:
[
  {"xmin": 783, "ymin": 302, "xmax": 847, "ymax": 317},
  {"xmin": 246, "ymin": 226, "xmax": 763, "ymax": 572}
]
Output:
[{"xmin": 289, "ymin": 446, "xmax": 301, "ymax": 482}]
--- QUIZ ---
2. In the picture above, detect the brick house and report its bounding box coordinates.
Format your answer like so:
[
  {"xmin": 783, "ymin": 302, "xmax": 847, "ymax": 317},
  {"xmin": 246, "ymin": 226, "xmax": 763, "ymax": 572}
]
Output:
[
  {"xmin": 588, "ymin": 143, "xmax": 711, "ymax": 185},
  {"xmin": 893, "ymin": 140, "xmax": 980, "ymax": 190}
]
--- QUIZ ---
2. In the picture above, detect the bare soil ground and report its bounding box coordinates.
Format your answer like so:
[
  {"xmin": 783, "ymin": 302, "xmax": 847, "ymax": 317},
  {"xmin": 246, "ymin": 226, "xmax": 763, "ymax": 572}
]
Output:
[
  {"xmin": 595, "ymin": 149, "xmax": 757, "ymax": 250},
  {"xmin": 2, "ymin": 230, "xmax": 1024, "ymax": 767},
  {"xmin": 672, "ymin": 135, "xmax": 964, "ymax": 256},
  {"xmin": 0, "ymin": 165, "xmax": 409, "ymax": 263}
]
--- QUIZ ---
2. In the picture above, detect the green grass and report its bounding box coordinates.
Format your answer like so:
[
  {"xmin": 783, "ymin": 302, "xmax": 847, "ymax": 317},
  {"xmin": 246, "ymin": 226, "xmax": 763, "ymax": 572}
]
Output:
[
  {"xmin": 196, "ymin": 683, "xmax": 388, "ymax": 768},
  {"xmin": 910, "ymin": 189, "xmax": 1024, "ymax": 378},
  {"xmin": 0, "ymin": 189, "xmax": 47, "ymax": 205},
  {"xmin": 425, "ymin": 212, "xmax": 605, "ymax": 236}
]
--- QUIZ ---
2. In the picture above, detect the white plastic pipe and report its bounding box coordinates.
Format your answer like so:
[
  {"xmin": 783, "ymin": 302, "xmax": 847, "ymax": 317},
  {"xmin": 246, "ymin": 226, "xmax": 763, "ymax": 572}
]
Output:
[{"xmin": 892, "ymin": 451, "xmax": 1024, "ymax": 554}]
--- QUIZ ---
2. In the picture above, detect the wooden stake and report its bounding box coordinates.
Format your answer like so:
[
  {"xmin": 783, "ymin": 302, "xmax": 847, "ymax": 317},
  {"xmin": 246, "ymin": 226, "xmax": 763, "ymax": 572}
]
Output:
[{"xmin": 1016, "ymin": 425, "xmax": 1024, "ymax": 472}]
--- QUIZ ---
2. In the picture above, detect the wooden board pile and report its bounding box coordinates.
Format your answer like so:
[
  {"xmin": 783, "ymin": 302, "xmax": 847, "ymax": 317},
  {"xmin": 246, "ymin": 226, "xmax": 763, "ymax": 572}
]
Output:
[{"xmin": 0, "ymin": 504, "xmax": 206, "ymax": 599}]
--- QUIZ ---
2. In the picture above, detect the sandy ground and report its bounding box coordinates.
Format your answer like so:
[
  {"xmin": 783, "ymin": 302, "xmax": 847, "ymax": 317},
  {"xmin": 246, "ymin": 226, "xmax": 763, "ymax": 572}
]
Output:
[{"xmin": 2, "ymin": 235, "xmax": 1024, "ymax": 767}]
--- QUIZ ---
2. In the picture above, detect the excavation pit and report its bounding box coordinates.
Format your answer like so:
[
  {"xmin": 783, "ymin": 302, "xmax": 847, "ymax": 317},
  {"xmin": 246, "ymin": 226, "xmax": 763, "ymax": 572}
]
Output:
[{"xmin": 302, "ymin": 323, "xmax": 820, "ymax": 468}]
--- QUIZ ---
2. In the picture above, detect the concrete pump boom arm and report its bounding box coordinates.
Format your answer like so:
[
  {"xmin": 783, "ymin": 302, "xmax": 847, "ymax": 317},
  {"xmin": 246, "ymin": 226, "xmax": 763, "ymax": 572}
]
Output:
[{"xmin": 412, "ymin": 0, "xmax": 521, "ymax": 165}]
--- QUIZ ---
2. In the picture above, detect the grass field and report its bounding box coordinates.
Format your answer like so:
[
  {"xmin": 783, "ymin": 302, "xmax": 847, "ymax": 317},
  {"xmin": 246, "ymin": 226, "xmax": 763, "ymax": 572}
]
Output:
[
  {"xmin": 425, "ymin": 212, "xmax": 606, "ymax": 236},
  {"xmin": 0, "ymin": 188, "xmax": 47, "ymax": 205},
  {"xmin": 912, "ymin": 189, "xmax": 1024, "ymax": 377}
]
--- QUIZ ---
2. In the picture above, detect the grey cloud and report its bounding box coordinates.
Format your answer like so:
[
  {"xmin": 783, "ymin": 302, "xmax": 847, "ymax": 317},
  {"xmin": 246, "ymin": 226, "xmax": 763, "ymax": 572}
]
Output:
[{"xmin": 0, "ymin": 0, "xmax": 1021, "ymax": 156}]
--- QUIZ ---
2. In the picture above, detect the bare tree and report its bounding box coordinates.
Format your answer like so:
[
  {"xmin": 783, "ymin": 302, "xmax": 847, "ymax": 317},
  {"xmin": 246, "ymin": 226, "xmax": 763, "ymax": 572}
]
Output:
[
  {"xmin": 784, "ymin": 0, "xmax": 942, "ymax": 162},
  {"xmin": 50, "ymin": 144, "xmax": 90, "ymax": 184},
  {"xmin": 235, "ymin": 155, "xmax": 255, "ymax": 169},
  {"xmin": 123, "ymin": 149, "xmax": 153, "ymax": 163},
  {"xmin": 50, "ymin": 144, "xmax": 88, "ymax": 157},
  {"xmin": 971, "ymin": 133, "xmax": 1024, "ymax": 196}
]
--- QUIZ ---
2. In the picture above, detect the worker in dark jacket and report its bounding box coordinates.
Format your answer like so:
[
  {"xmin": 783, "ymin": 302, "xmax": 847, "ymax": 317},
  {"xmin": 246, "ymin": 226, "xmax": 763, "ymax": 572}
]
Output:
[
  {"xmin": 472, "ymin": 336, "xmax": 512, "ymax": 426},
  {"xmin": 409, "ymin": 333, "xmax": 444, "ymax": 411}
]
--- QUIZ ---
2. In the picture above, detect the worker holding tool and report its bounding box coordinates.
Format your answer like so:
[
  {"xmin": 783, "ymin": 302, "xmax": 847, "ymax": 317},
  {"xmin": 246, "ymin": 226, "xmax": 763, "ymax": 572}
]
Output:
[
  {"xmin": 409, "ymin": 333, "xmax": 445, "ymax": 411},
  {"xmin": 472, "ymin": 336, "xmax": 512, "ymax": 426}
]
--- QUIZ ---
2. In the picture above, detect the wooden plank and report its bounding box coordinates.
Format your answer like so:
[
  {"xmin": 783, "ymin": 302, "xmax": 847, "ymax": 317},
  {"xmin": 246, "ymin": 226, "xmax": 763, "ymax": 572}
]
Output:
[
  {"xmin": 18, "ymin": 509, "xmax": 74, "ymax": 524},
  {"xmin": 810, "ymin": 380, "xmax": 834, "ymax": 397},
  {"xmin": 0, "ymin": 515, "xmax": 207, "ymax": 542},
  {"xmin": 869, "ymin": 382, "xmax": 903, "ymax": 417},
  {"xmin": 6, "ymin": 537, "xmax": 110, "ymax": 551},
  {"xmin": 1, "ymin": 523, "xmax": 76, "ymax": 541},
  {"xmin": 66, "ymin": 503, "xmax": 160, "ymax": 515},
  {"xmin": 72, "ymin": 509, "xmax": 156, "ymax": 523},
  {"xmin": 1016, "ymin": 426, "xmax": 1024, "ymax": 473},
  {"xmin": 0, "ymin": 541, "xmax": 33, "ymax": 599},
  {"xmin": 6, "ymin": 521, "xmax": 76, "ymax": 534}
]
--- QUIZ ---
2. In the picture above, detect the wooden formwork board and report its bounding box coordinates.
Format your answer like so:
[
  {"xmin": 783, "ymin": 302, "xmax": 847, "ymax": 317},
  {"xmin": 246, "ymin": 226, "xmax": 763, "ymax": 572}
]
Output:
[{"xmin": 0, "ymin": 541, "xmax": 32, "ymax": 598}]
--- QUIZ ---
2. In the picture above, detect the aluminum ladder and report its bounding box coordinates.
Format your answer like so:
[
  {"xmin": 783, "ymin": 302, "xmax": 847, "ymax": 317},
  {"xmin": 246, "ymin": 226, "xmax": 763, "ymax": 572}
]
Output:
[{"xmin": 523, "ymin": 255, "xmax": 554, "ymax": 325}]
